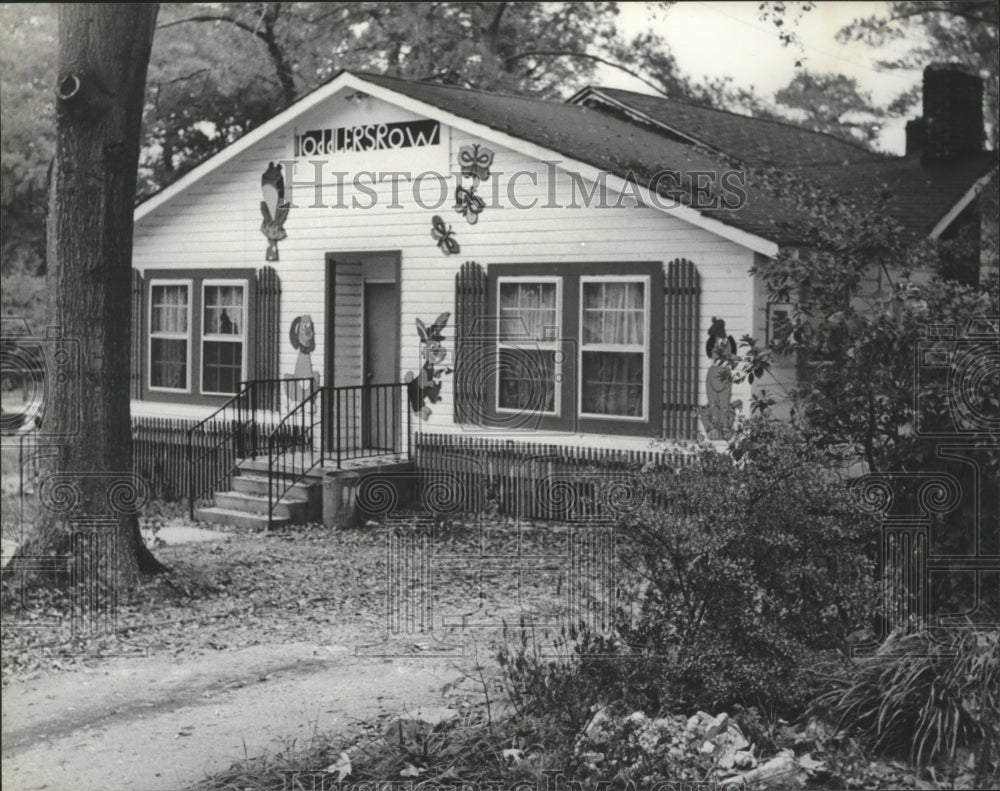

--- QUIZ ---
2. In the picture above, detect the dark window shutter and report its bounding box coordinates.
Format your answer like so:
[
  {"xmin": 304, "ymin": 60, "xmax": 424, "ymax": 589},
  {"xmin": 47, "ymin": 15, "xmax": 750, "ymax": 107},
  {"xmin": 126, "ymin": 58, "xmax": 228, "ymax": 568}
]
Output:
[
  {"xmin": 131, "ymin": 268, "xmax": 143, "ymax": 399},
  {"xmin": 454, "ymin": 260, "xmax": 487, "ymax": 423},
  {"xmin": 663, "ymin": 258, "xmax": 701, "ymax": 439},
  {"xmin": 252, "ymin": 265, "xmax": 281, "ymax": 410}
]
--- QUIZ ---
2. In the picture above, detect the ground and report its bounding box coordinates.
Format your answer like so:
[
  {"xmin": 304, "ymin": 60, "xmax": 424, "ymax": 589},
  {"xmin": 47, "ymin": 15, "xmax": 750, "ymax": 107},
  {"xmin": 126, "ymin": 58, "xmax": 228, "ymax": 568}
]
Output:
[{"xmin": 1, "ymin": 511, "xmax": 587, "ymax": 791}]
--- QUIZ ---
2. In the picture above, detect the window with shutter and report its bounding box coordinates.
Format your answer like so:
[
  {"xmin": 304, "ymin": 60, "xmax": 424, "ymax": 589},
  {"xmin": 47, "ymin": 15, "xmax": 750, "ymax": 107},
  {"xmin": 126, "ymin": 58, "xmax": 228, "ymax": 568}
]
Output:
[
  {"xmin": 477, "ymin": 261, "xmax": 664, "ymax": 438},
  {"xmin": 139, "ymin": 267, "xmax": 270, "ymax": 405}
]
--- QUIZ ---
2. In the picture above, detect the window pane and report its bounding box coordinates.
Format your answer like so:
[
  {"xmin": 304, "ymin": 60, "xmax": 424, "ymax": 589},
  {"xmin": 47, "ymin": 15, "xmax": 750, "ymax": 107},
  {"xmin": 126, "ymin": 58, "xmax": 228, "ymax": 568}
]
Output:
[
  {"xmin": 497, "ymin": 348, "xmax": 556, "ymax": 412},
  {"xmin": 150, "ymin": 338, "xmax": 187, "ymax": 389},
  {"xmin": 202, "ymin": 340, "xmax": 243, "ymax": 394},
  {"xmin": 499, "ymin": 282, "xmax": 557, "ymax": 341},
  {"xmin": 582, "ymin": 282, "xmax": 644, "ymax": 345},
  {"xmin": 151, "ymin": 285, "xmax": 189, "ymax": 333},
  {"xmin": 581, "ymin": 351, "xmax": 643, "ymax": 417},
  {"xmin": 204, "ymin": 285, "xmax": 244, "ymax": 336}
]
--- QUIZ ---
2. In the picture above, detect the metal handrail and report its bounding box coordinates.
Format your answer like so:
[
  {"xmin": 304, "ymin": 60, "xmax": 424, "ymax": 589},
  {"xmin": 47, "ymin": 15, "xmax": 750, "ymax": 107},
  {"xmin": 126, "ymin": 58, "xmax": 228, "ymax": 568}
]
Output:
[
  {"xmin": 264, "ymin": 382, "xmax": 411, "ymax": 528},
  {"xmin": 266, "ymin": 382, "xmax": 322, "ymax": 528},
  {"xmin": 186, "ymin": 377, "xmax": 316, "ymax": 520}
]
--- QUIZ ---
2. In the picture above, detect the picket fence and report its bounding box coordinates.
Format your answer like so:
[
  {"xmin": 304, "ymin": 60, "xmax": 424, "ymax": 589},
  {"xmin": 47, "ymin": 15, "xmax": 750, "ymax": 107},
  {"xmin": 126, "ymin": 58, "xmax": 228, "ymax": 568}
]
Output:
[{"xmin": 413, "ymin": 432, "xmax": 695, "ymax": 520}]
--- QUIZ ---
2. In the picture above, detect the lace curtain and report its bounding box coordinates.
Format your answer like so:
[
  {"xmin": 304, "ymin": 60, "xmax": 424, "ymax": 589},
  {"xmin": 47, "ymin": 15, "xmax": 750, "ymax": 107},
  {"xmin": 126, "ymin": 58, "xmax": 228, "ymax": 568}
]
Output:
[
  {"xmin": 204, "ymin": 285, "xmax": 244, "ymax": 336},
  {"xmin": 151, "ymin": 285, "xmax": 188, "ymax": 334}
]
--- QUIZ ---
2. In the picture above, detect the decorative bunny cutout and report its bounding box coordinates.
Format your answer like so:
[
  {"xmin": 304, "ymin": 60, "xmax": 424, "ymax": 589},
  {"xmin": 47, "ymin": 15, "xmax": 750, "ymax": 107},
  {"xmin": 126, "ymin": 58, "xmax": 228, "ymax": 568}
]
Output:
[{"xmin": 404, "ymin": 312, "xmax": 453, "ymax": 420}]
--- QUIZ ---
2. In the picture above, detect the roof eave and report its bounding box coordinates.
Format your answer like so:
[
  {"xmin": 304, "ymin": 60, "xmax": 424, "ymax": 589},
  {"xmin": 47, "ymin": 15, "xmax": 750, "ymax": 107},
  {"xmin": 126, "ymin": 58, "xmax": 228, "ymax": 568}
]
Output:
[{"xmin": 928, "ymin": 165, "xmax": 998, "ymax": 239}]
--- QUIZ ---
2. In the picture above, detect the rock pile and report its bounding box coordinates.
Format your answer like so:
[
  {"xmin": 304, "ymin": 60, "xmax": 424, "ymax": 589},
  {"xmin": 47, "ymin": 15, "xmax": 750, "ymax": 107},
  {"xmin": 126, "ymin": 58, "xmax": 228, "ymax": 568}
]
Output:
[{"xmin": 575, "ymin": 708, "xmax": 818, "ymax": 787}]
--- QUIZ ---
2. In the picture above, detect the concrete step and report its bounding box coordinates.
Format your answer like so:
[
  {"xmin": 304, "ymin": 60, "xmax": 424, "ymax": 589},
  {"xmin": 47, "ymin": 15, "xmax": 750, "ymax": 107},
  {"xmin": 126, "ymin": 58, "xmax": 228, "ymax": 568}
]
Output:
[
  {"xmin": 231, "ymin": 474, "xmax": 316, "ymax": 500},
  {"xmin": 214, "ymin": 490, "xmax": 308, "ymax": 519},
  {"xmin": 194, "ymin": 506, "xmax": 290, "ymax": 530},
  {"xmin": 236, "ymin": 456, "xmax": 326, "ymax": 480}
]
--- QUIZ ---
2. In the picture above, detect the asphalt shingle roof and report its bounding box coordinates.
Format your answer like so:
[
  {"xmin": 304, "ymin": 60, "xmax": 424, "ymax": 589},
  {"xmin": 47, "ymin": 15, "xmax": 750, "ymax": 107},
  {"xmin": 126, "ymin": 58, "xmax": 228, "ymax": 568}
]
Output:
[
  {"xmin": 138, "ymin": 70, "xmax": 996, "ymax": 249},
  {"xmin": 359, "ymin": 73, "xmax": 996, "ymax": 246},
  {"xmin": 577, "ymin": 86, "xmax": 883, "ymax": 168},
  {"xmin": 357, "ymin": 73, "xmax": 808, "ymax": 243}
]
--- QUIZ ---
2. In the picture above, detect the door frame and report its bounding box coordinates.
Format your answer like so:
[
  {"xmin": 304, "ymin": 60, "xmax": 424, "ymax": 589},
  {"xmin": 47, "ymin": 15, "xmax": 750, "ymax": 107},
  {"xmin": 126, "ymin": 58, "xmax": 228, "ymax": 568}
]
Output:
[
  {"xmin": 324, "ymin": 251, "xmax": 402, "ymax": 451},
  {"xmin": 324, "ymin": 251, "xmax": 401, "ymax": 388}
]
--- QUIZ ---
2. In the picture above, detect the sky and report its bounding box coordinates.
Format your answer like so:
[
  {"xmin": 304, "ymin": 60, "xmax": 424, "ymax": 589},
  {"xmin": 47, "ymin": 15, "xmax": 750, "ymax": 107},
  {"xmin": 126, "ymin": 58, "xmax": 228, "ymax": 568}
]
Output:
[{"xmin": 603, "ymin": 1, "xmax": 924, "ymax": 154}]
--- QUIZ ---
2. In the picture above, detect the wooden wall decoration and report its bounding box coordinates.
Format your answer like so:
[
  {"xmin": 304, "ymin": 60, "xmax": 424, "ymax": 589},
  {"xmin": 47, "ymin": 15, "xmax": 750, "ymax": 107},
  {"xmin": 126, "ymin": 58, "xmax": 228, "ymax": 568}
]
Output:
[
  {"xmin": 701, "ymin": 317, "xmax": 738, "ymax": 440},
  {"xmin": 454, "ymin": 144, "xmax": 494, "ymax": 227},
  {"xmin": 458, "ymin": 144, "xmax": 494, "ymax": 181},
  {"xmin": 431, "ymin": 215, "xmax": 460, "ymax": 255},
  {"xmin": 454, "ymin": 185, "xmax": 485, "ymax": 224},
  {"xmin": 404, "ymin": 313, "xmax": 453, "ymax": 419},
  {"xmin": 260, "ymin": 161, "xmax": 290, "ymax": 261},
  {"xmin": 288, "ymin": 314, "xmax": 319, "ymax": 398}
]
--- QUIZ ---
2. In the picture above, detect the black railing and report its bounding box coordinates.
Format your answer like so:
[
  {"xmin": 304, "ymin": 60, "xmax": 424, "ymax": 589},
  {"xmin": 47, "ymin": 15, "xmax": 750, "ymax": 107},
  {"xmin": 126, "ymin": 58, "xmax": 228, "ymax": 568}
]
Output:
[
  {"xmin": 266, "ymin": 385, "xmax": 322, "ymax": 528},
  {"xmin": 186, "ymin": 377, "xmax": 315, "ymax": 520},
  {"xmin": 329, "ymin": 382, "xmax": 408, "ymax": 469},
  {"xmin": 263, "ymin": 382, "xmax": 411, "ymax": 528}
]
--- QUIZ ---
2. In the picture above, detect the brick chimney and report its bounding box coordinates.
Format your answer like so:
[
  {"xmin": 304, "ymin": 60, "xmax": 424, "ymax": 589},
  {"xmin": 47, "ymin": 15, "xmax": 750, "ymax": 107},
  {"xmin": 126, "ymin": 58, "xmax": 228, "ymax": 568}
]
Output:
[{"xmin": 906, "ymin": 63, "xmax": 984, "ymax": 160}]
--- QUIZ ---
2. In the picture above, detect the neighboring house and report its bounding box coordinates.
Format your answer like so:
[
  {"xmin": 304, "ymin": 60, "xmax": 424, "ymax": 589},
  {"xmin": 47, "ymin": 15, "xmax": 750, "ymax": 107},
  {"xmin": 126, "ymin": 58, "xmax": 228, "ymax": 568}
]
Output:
[{"xmin": 128, "ymin": 64, "xmax": 996, "ymax": 525}]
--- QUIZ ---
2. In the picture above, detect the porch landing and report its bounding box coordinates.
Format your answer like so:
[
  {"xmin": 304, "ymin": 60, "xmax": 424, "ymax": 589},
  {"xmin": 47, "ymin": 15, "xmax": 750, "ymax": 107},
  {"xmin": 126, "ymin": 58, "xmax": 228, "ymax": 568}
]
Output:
[{"xmin": 194, "ymin": 453, "xmax": 412, "ymax": 530}]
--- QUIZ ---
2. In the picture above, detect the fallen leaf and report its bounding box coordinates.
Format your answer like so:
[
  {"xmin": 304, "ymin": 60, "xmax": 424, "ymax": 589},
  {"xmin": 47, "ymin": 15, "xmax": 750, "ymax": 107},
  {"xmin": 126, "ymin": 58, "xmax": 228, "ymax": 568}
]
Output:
[
  {"xmin": 324, "ymin": 751, "xmax": 351, "ymax": 781},
  {"xmin": 400, "ymin": 763, "xmax": 424, "ymax": 778}
]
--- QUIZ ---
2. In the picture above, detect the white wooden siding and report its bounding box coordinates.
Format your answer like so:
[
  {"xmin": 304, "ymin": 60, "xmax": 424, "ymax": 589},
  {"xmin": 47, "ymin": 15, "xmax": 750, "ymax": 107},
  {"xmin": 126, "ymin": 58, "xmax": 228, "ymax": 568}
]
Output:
[{"xmin": 132, "ymin": 91, "xmax": 757, "ymax": 451}]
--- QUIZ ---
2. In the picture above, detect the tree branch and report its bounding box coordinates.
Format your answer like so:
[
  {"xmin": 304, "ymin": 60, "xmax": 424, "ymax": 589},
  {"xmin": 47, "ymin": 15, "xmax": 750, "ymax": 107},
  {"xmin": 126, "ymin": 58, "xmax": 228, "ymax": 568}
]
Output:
[
  {"xmin": 886, "ymin": 5, "xmax": 998, "ymax": 26},
  {"xmin": 503, "ymin": 50, "xmax": 668, "ymax": 96},
  {"xmin": 156, "ymin": 14, "xmax": 259, "ymax": 36}
]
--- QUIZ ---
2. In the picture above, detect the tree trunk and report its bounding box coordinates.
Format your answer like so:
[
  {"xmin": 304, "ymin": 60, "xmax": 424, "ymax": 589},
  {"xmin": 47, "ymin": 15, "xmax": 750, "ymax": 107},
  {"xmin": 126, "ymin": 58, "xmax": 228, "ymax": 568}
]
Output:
[{"xmin": 11, "ymin": 3, "xmax": 165, "ymax": 592}]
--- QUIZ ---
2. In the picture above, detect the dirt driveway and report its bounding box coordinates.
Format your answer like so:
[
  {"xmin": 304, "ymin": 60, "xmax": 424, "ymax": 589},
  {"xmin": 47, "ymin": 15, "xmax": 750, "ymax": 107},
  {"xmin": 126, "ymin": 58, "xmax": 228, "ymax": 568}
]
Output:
[
  {"xmin": 2, "ymin": 519, "xmax": 573, "ymax": 790},
  {"xmin": 3, "ymin": 642, "xmax": 466, "ymax": 791}
]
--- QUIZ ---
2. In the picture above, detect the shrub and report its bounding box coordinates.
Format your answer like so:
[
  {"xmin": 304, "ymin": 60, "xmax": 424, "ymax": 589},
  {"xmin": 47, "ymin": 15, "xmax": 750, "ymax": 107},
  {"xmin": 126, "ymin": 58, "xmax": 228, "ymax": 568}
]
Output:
[
  {"xmin": 613, "ymin": 417, "xmax": 880, "ymax": 715},
  {"xmin": 812, "ymin": 623, "xmax": 1000, "ymax": 773}
]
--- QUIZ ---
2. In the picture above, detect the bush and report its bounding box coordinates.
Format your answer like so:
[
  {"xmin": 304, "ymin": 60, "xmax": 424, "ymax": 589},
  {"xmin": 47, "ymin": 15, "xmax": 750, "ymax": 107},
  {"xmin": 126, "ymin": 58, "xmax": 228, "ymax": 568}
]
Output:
[
  {"xmin": 812, "ymin": 623, "xmax": 1000, "ymax": 773},
  {"xmin": 613, "ymin": 417, "xmax": 880, "ymax": 715}
]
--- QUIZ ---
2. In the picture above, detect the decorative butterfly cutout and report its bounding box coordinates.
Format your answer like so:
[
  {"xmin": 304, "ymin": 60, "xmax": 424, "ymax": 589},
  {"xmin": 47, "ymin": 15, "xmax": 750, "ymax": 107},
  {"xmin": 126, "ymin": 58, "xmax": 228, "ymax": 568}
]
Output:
[
  {"xmin": 430, "ymin": 215, "xmax": 460, "ymax": 255},
  {"xmin": 458, "ymin": 144, "xmax": 494, "ymax": 182},
  {"xmin": 454, "ymin": 185, "xmax": 485, "ymax": 224}
]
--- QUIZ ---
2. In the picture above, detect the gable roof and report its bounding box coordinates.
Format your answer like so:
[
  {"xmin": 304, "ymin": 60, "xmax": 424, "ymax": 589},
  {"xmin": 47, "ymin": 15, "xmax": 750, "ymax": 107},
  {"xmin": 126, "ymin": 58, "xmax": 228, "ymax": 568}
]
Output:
[
  {"xmin": 135, "ymin": 70, "xmax": 996, "ymax": 252},
  {"xmin": 568, "ymin": 86, "xmax": 882, "ymax": 168}
]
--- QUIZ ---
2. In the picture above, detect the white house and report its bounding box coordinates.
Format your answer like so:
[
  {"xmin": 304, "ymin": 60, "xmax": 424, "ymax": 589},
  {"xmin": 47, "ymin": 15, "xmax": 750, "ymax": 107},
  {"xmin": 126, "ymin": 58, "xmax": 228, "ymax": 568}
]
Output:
[{"xmin": 127, "ymin": 67, "xmax": 996, "ymax": 526}]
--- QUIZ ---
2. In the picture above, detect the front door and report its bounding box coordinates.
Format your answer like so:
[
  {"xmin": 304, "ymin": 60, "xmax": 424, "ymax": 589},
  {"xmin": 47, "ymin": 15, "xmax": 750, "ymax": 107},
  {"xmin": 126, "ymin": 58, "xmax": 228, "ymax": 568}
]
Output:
[{"xmin": 363, "ymin": 282, "xmax": 399, "ymax": 449}]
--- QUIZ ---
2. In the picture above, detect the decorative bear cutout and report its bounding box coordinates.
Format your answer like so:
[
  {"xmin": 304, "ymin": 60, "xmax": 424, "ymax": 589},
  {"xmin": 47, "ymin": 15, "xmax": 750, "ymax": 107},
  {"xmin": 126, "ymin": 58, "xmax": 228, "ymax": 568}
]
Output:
[{"xmin": 701, "ymin": 317, "xmax": 739, "ymax": 440}]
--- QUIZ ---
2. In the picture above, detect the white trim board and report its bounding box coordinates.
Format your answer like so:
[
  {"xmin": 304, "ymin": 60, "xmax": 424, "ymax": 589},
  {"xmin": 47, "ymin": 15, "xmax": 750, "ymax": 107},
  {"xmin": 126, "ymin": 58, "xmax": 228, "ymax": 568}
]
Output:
[{"xmin": 929, "ymin": 168, "xmax": 997, "ymax": 239}]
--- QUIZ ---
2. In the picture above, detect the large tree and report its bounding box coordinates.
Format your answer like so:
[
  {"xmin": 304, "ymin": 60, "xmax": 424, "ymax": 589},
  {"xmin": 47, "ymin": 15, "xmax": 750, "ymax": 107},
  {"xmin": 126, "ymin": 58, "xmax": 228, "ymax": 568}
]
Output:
[
  {"xmin": 773, "ymin": 71, "xmax": 884, "ymax": 147},
  {"xmin": 10, "ymin": 3, "xmax": 164, "ymax": 590},
  {"xmin": 5, "ymin": 2, "xmax": 704, "ymax": 273}
]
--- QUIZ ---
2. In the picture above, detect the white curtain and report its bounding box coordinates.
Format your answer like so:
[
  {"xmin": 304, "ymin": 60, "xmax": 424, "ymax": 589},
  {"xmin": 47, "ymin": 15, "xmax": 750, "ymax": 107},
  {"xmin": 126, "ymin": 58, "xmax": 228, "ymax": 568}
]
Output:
[
  {"xmin": 582, "ymin": 282, "xmax": 644, "ymax": 416},
  {"xmin": 500, "ymin": 282, "xmax": 556, "ymax": 340},
  {"xmin": 151, "ymin": 285, "xmax": 188, "ymax": 334},
  {"xmin": 204, "ymin": 285, "xmax": 243, "ymax": 335},
  {"xmin": 583, "ymin": 282, "xmax": 643, "ymax": 345}
]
